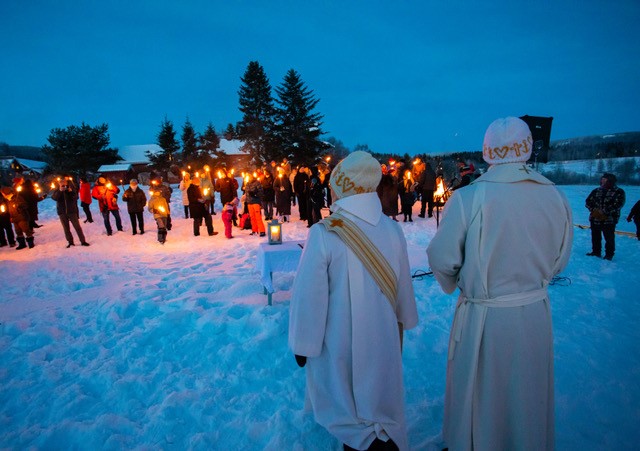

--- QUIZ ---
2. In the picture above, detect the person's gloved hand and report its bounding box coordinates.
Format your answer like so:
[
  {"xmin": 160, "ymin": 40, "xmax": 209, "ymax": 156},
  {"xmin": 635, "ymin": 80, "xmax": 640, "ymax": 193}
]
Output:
[{"xmin": 295, "ymin": 354, "xmax": 307, "ymax": 367}]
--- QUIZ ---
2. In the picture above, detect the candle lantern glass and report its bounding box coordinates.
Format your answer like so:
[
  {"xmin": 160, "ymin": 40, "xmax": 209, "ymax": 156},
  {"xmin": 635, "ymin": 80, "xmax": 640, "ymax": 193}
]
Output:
[{"xmin": 267, "ymin": 219, "xmax": 282, "ymax": 245}]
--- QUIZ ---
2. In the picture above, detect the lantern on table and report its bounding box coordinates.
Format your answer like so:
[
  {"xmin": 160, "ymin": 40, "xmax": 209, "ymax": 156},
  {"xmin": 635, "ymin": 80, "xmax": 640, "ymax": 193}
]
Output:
[{"xmin": 267, "ymin": 219, "xmax": 282, "ymax": 245}]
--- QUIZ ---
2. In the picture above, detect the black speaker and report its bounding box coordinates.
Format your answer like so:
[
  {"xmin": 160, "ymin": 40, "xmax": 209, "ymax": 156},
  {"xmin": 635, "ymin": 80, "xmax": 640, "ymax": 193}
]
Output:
[{"xmin": 519, "ymin": 115, "xmax": 553, "ymax": 164}]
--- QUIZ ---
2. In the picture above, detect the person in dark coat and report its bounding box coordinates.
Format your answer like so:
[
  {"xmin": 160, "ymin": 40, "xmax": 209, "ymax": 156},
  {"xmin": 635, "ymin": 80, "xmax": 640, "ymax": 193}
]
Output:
[
  {"xmin": 261, "ymin": 170, "xmax": 276, "ymax": 220},
  {"xmin": 0, "ymin": 193, "xmax": 16, "ymax": 247},
  {"xmin": 273, "ymin": 171, "xmax": 293, "ymax": 222},
  {"xmin": 122, "ymin": 179, "xmax": 148, "ymax": 235},
  {"xmin": 91, "ymin": 177, "xmax": 123, "ymax": 236},
  {"xmin": 187, "ymin": 177, "xmax": 216, "ymax": 236},
  {"xmin": 20, "ymin": 178, "xmax": 45, "ymax": 228},
  {"xmin": 627, "ymin": 199, "xmax": 640, "ymax": 240},
  {"xmin": 585, "ymin": 172, "xmax": 626, "ymax": 260},
  {"xmin": 376, "ymin": 165, "xmax": 399, "ymax": 221},
  {"xmin": 51, "ymin": 179, "xmax": 90, "ymax": 248},
  {"xmin": 293, "ymin": 166, "xmax": 310, "ymax": 221},
  {"xmin": 307, "ymin": 167, "xmax": 325, "ymax": 228},
  {"xmin": 1, "ymin": 186, "xmax": 34, "ymax": 249},
  {"xmin": 417, "ymin": 162, "xmax": 437, "ymax": 218},
  {"xmin": 216, "ymin": 170, "xmax": 239, "ymax": 225}
]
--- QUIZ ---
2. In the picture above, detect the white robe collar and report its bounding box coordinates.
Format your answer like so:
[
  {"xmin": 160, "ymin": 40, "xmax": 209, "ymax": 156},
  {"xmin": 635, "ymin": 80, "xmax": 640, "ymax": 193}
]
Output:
[
  {"xmin": 475, "ymin": 163, "xmax": 554, "ymax": 185},
  {"xmin": 330, "ymin": 192, "xmax": 382, "ymax": 226}
]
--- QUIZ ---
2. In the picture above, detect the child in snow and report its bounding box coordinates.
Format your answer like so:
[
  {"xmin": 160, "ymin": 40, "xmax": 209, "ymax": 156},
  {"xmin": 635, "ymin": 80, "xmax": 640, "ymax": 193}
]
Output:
[
  {"xmin": 147, "ymin": 189, "xmax": 169, "ymax": 244},
  {"xmin": 222, "ymin": 197, "xmax": 239, "ymax": 239},
  {"xmin": 399, "ymin": 169, "xmax": 418, "ymax": 222}
]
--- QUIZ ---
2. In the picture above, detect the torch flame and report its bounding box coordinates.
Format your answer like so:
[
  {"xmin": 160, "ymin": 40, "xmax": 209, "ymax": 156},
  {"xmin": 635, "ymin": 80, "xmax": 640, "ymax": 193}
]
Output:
[
  {"xmin": 0, "ymin": 205, "xmax": 5, "ymax": 213},
  {"xmin": 158, "ymin": 206, "xmax": 166, "ymax": 213},
  {"xmin": 434, "ymin": 177, "xmax": 450, "ymax": 203}
]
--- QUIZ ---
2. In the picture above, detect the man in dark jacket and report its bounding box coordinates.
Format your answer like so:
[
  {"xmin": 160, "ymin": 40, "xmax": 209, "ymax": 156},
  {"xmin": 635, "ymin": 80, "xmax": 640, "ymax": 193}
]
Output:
[
  {"xmin": 417, "ymin": 162, "xmax": 437, "ymax": 218},
  {"xmin": 261, "ymin": 170, "xmax": 275, "ymax": 220},
  {"xmin": 1, "ymin": 186, "xmax": 34, "ymax": 249},
  {"xmin": 51, "ymin": 179, "xmax": 90, "ymax": 248},
  {"xmin": 187, "ymin": 177, "xmax": 215, "ymax": 236},
  {"xmin": 122, "ymin": 179, "xmax": 147, "ymax": 235},
  {"xmin": 293, "ymin": 166, "xmax": 310, "ymax": 221},
  {"xmin": 21, "ymin": 178, "xmax": 45, "ymax": 228},
  {"xmin": 585, "ymin": 172, "xmax": 626, "ymax": 260}
]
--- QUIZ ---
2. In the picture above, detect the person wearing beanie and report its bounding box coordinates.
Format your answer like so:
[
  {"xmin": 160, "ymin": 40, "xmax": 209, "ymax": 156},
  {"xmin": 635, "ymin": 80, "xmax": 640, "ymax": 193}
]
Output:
[
  {"xmin": 427, "ymin": 117, "xmax": 573, "ymax": 451},
  {"xmin": 586, "ymin": 172, "xmax": 626, "ymax": 259},
  {"xmin": 1, "ymin": 186, "xmax": 35, "ymax": 250},
  {"xmin": 122, "ymin": 179, "xmax": 147, "ymax": 235},
  {"xmin": 289, "ymin": 151, "xmax": 418, "ymax": 451}
]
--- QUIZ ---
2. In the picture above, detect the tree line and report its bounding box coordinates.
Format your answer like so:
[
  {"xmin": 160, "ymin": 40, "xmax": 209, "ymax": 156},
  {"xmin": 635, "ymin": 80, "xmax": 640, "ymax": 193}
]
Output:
[{"xmin": 37, "ymin": 61, "xmax": 335, "ymax": 178}]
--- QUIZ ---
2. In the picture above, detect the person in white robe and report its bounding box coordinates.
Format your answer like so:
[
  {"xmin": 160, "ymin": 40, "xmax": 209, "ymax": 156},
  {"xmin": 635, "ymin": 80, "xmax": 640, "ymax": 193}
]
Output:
[
  {"xmin": 289, "ymin": 151, "xmax": 419, "ymax": 451},
  {"xmin": 427, "ymin": 117, "xmax": 573, "ymax": 451}
]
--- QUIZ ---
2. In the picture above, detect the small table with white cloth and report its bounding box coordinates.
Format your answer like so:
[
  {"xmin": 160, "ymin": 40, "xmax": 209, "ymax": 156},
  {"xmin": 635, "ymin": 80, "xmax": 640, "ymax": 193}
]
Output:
[{"xmin": 255, "ymin": 240, "xmax": 305, "ymax": 305}]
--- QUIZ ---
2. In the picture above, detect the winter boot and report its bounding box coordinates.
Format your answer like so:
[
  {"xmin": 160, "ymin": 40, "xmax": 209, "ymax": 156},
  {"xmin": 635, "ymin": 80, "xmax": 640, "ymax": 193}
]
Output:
[
  {"xmin": 26, "ymin": 236, "xmax": 35, "ymax": 249},
  {"xmin": 15, "ymin": 236, "xmax": 27, "ymax": 250}
]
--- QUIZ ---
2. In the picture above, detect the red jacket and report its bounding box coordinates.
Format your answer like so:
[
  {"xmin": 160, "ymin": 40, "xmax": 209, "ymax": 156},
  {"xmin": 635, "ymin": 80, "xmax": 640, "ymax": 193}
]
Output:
[
  {"xmin": 79, "ymin": 180, "xmax": 92, "ymax": 204},
  {"xmin": 92, "ymin": 183, "xmax": 120, "ymax": 212}
]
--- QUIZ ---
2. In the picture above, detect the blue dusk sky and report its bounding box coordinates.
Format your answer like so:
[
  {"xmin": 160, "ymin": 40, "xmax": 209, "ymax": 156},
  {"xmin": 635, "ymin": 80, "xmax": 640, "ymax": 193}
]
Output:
[{"xmin": 1, "ymin": 1, "xmax": 639, "ymax": 156}]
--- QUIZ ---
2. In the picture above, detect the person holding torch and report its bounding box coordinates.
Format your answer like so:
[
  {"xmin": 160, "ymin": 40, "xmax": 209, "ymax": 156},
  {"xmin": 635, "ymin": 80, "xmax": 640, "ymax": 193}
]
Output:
[
  {"xmin": 147, "ymin": 188, "xmax": 169, "ymax": 244},
  {"xmin": 51, "ymin": 178, "xmax": 90, "ymax": 248}
]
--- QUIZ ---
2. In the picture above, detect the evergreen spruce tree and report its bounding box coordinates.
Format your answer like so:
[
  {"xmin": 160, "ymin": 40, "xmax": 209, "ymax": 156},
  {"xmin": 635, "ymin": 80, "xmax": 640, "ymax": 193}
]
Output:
[
  {"xmin": 224, "ymin": 123, "xmax": 236, "ymax": 140},
  {"xmin": 236, "ymin": 61, "xmax": 278, "ymax": 166},
  {"xmin": 148, "ymin": 116, "xmax": 180, "ymax": 172},
  {"xmin": 275, "ymin": 69, "xmax": 326, "ymax": 166},
  {"xmin": 41, "ymin": 122, "xmax": 120, "ymax": 176},
  {"xmin": 199, "ymin": 122, "xmax": 223, "ymax": 167},
  {"xmin": 181, "ymin": 117, "xmax": 198, "ymax": 165}
]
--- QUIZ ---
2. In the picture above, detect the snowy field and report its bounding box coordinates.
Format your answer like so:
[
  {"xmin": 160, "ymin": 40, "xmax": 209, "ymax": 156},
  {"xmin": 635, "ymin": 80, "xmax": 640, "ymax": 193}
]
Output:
[{"xmin": 1, "ymin": 184, "xmax": 639, "ymax": 450}]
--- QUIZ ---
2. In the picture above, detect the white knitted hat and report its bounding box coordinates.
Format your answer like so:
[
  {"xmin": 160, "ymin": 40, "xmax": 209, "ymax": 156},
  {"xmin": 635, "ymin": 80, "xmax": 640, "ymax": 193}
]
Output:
[
  {"xmin": 329, "ymin": 151, "xmax": 381, "ymax": 199},
  {"xmin": 483, "ymin": 117, "xmax": 533, "ymax": 165}
]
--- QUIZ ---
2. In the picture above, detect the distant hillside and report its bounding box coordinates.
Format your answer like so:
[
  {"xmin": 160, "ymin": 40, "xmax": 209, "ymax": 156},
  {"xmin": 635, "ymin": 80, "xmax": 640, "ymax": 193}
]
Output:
[
  {"xmin": 549, "ymin": 132, "xmax": 640, "ymax": 161},
  {"xmin": 0, "ymin": 143, "xmax": 44, "ymax": 160}
]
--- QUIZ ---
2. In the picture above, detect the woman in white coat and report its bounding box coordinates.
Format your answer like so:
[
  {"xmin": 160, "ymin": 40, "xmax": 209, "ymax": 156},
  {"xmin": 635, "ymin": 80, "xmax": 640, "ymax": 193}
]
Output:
[{"xmin": 427, "ymin": 117, "xmax": 573, "ymax": 451}]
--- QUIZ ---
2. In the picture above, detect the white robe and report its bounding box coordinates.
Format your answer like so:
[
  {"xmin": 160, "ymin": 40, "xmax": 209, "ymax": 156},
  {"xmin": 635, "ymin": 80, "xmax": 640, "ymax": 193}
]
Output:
[
  {"xmin": 289, "ymin": 192, "xmax": 418, "ymax": 450},
  {"xmin": 427, "ymin": 163, "xmax": 573, "ymax": 451}
]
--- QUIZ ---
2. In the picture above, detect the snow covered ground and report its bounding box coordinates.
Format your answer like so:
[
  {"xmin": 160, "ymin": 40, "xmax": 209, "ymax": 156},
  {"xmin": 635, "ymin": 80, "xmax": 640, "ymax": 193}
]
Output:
[{"xmin": 1, "ymin": 183, "xmax": 639, "ymax": 450}]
